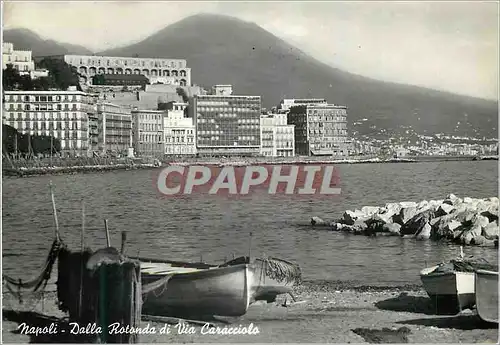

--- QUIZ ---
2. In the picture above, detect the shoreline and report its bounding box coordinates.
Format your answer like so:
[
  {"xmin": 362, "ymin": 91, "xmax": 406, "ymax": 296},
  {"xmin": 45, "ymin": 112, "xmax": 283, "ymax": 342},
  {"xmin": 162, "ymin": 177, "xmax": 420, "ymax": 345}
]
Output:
[
  {"xmin": 2, "ymin": 155, "xmax": 497, "ymax": 178},
  {"xmin": 2, "ymin": 282, "xmax": 497, "ymax": 343}
]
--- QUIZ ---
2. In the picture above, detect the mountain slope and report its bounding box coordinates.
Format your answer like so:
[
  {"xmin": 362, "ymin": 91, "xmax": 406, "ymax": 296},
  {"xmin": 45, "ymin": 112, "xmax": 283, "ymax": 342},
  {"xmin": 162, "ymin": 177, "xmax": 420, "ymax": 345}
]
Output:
[
  {"xmin": 99, "ymin": 14, "xmax": 497, "ymax": 138},
  {"xmin": 3, "ymin": 28, "xmax": 93, "ymax": 56}
]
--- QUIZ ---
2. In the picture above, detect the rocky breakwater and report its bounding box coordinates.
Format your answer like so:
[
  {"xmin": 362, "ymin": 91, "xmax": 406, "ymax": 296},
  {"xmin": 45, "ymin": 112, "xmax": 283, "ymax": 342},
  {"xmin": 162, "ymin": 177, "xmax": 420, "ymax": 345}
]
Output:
[{"xmin": 324, "ymin": 194, "xmax": 499, "ymax": 247}]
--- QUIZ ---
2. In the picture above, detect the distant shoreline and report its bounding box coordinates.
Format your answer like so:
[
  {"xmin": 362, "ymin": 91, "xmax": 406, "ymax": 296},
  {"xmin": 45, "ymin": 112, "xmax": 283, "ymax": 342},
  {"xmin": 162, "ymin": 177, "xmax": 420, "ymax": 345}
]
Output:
[{"xmin": 2, "ymin": 155, "xmax": 497, "ymax": 178}]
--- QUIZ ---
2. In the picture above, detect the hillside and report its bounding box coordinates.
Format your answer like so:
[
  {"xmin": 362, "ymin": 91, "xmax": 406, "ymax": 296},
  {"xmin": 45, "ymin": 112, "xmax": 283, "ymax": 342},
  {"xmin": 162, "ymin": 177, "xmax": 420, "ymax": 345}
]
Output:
[
  {"xmin": 3, "ymin": 28, "xmax": 92, "ymax": 57},
  {"xmin": 5, "ymin": 15, "xmax": 498, "ymax": 138},
  {"xmin": 98, "ymin": 14, "xmax": 497, "ymax": 139}
]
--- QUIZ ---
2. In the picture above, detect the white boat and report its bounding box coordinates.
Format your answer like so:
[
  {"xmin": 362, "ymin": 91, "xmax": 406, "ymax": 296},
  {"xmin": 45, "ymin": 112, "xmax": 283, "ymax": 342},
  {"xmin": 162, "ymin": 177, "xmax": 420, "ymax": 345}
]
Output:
[
  {"xmin": 475, "ymin": 269, "xmax": 499, "ymax": 323},
  {"xmin": 420, "ymin": 264, "xmax": 476, "ymax": 314},
  {"xmin": 141, "ymin": 262, "xmax": 253, "ymax": 317}
]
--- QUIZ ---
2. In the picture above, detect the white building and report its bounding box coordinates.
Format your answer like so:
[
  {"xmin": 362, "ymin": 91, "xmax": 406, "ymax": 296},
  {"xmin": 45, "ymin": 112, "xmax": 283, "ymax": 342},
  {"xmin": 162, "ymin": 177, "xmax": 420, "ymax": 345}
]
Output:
[
  {"xmin": 2, "ymin": 42, "xmax": 35, "ymax": 74},
  {"xmin": 2, "ymin": 90, "xmax": 97, "ymax": 156},
  {"xmin": 279, "ymin": 98, "xmax": 327, "ymax": 112},
  {"xmin": 164, "ymin": 102, "xmax": 196, "ymax": 155},
  {"xmin": 211, "ymin": 85, "xmax": 233, "ymax": 96},
  {"xmin": 131, "ymin": 108, "xmax": 165, "ymax": 158},
  {"xmin": 62, "ymin": 55, "xmax": 191, "ymax": 86},
  {"xmin": 260, "ymin": 113, "xmax": 295, "ymax": 157},
  {"xmin": 94, "ymin": 103, "xmax": 133, "ymax": 154}
]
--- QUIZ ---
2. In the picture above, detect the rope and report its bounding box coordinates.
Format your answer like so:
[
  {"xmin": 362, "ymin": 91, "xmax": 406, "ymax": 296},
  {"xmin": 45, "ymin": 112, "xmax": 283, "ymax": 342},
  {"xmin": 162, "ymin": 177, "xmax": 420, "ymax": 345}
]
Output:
[{"xmin": 3, "ymin": 238, "xmax": 63, "ymax": 292}]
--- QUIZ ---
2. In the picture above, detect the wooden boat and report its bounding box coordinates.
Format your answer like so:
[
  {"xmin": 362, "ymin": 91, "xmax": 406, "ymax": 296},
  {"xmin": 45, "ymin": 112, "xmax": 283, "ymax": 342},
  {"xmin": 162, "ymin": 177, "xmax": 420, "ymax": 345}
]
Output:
[
  {"xmin": 137, "ymin": 255, "xmax": 301, "ymax": 309},
  {"xmin": 475, "ymin": 269, "xmax": 499, "ymax": 323},
  {"xmin": 141, "ymin": 262, "xmax": 252, "ymax": 317},
  {"xmin": 220, "ymin": 256, "xmax": 301, "ymax": 303},
  {"xmin": 420, "ymin": 264, "xmax": 476, "ymax": 314}
]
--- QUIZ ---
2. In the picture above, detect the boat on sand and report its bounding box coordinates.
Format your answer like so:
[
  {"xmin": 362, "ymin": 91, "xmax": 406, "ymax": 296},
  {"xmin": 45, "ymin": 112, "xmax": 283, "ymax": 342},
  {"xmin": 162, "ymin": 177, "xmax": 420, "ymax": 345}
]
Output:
[
  {"xmin": 474, "ymin": 269, "xmax": 499, "ymax": 323},
  {"xmin": 141, "ymin": 262, "xmax": 251, "ymax": 317}
]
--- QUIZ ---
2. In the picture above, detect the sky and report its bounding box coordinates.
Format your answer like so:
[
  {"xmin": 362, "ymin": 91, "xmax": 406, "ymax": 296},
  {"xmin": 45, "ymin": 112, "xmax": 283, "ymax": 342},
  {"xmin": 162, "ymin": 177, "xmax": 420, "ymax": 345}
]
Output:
[{"xmin": 3, "ymin": 1, "xmax": 499, "ymax": 100}]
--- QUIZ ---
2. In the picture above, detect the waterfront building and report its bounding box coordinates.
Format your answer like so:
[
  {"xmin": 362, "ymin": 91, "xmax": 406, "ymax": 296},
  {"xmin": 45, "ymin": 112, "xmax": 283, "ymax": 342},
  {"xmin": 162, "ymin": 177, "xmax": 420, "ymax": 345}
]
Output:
[
  {"xmin": 2, "ymin": 42, "xmax": 35, "ymax": 74},
  {"xmin": 2, "ymin": 89, "xmax": 97, "ymax": 156},
  {"xmin": 279, "ymin": 98, "xmax": 327, "ymax": 112},
  {"xmin": 191, "ymin": 93, "xmax": 262, "ymax": 156},
  {"xmin": 61, "ymin": 55, "xmax": 191, "ymax": 86},
  {"xmin": 131, "ymin": 108, "xmax": 165, "ymax": 158},
  {"xmin": 93, "ymin": 102, "xmax": 133, "ymax": 155},
  {"xmin": 163, "ymin": 102, "xmax": 196, "ymax": 155},
  {"xmin": 260, "ymin": 114, "xmax": 295, "ymax": 157},
  {"xmin": 211, "ymin": 85, "xmax": 233, "ymax": 96},
  {"xmin": 287, "ymin": 103, "xmax": 349, "ymax": 156}
]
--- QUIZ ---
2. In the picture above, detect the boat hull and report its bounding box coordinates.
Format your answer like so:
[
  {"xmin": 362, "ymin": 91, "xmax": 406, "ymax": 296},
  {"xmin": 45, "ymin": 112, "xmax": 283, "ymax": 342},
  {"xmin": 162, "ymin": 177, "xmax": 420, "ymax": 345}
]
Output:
[
  {"xmin": 475, "ymin": 269, "xmax": 499, "ymax": 323},
  {"xmin": 420, "ymin": 265, "xmax": 475, "ymax": 314},
  {"xmin": 142, "ymin": 263, "xmax": 251, "ymax": 317}
]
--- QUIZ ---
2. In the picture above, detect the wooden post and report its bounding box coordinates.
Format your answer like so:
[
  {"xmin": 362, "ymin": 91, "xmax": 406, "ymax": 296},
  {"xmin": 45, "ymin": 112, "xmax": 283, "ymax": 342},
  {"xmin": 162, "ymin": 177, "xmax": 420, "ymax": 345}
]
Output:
[
  {"xmin": 121, "ymin": 232, "xmax": 126, "ymax": 255},
  {"xmin": 49, "ymin": 181, "xmax": 60, "ymax": 242},
  {"xmin": 104, "ymin": 219, "xmax": 111, "ymax": 247},
  {"xmin": 248, "ymin": 232, "xmax": 253, "ymax": 262}
]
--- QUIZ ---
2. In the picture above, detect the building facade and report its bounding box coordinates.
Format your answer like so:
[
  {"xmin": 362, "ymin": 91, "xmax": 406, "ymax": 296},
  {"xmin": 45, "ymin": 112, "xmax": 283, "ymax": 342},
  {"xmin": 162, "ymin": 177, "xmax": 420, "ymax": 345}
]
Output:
[
  {"xmin": 93, "ymin": 103, "xmax": 132, "ymax": 154},
  {"xmin": 2, "ymin": 90, "xmax": 97, "ymax": 156},
  {"xmin": 260, "ymin": 114, "xmax": 295, "ymax": 157},
  {"xmin": 131, "ymin": 109, "xmax": 165, "ymax": 157},
  {"xmin": 191, "ymin": 94, "xmax": 262, "ymax": 156},
  {"xmin": 62, "ymin": 55, "xmax": 191, "ymax": 86},
  {"xmin": 211, "ymin": 85, "xmax": 233, "ymax": 96},
  {"xmin": 2, "ymin": 42, "xmax": 35, "ymax": 74},
  {"xmin": 279, "ymin": 98, "xmax": 327, "ymax": 112},
  {"xmin": 164, "ymin": 102, "xmax": 196, "ymax": 155},
  {"xmin": 287, "ymin": 103, "xmax": 349, "ymax": 156}
]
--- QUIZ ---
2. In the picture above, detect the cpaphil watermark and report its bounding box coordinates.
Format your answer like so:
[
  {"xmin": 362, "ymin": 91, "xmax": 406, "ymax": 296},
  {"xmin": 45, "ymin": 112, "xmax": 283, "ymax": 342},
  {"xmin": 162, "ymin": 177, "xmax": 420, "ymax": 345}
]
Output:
[{"xmin": 155, "ymin": 164, "xmax": 341, "ymax": 197}]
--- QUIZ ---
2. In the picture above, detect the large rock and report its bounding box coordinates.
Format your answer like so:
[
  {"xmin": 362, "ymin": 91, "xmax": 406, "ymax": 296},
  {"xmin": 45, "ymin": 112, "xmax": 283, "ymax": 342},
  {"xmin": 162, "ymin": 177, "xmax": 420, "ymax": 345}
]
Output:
[
  {"xmin": 443, "ymin": 194, "xmax": 460, "ymax": 205},
  {"xmin": 460, "ymin": 224, "xmax": 482, "ymax": 245},
  {"xmin": 482, "ymin": 221, "xmax": 499, "ymax": 240},
  {"xmin": 401, "ymin": 209, "xmax": 434, "ymax": 235},
  {"xmin": 415, "ymin": 222, "xmax": 432, "ymax": 240},
  {"xmin": 393, "ymin": 206, "xmax": 418, "ymax": 225},
  {"xmin": 383, "ymin": 223, "xmax": 402, "ymax": 235},
  {"xmin": 342, "ymin": 210, "xmax": 366, "ymax": 225},
  {"xmin": 311, "ymin": 216, "xmax": 327, "ymax": 226},
  {"xmin": 435, "ymin": 203, "xmax": 455, "ymax": 217},
  {"xmin": 361, "ymin": 206, "xmax": 380, "ymax": 216},
  {"xmin": 473, "ymin": 215, "xmax": 490, "ymax": 229},
  {"xmin": 399, "ymin": 201, "xmax": 418, "ymax": 208}
]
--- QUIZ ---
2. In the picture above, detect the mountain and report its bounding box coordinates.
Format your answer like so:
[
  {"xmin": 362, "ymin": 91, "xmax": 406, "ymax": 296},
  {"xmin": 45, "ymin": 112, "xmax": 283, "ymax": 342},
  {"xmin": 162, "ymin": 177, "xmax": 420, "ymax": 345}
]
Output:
[
  {"xmin": 3, "ymin": 28, "xmax": 93, "ymax": 56},
  {"xmin": 6, "ymin": 15, "xmax": 498, "ymax": 138},
  {"xmin": 98, "ymin": 14, "xmax": 497, "ymax": 139}
]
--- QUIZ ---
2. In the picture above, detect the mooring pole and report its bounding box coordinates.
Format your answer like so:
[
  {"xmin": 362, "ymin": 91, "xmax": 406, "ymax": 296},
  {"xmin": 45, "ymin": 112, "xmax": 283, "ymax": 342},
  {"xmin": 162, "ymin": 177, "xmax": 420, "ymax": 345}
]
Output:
[
  {"xmin": 104, "ymin": 219, "xmax": 111, "ymax": 247},
  {"xmin": 78, "ymin": 200, "xmax": 85, "ymax": 319},
  {"xmin": 248, "ymin": 232, "xmax": 253, "ymax": 263},
  {"xmin": 49, "ymin": 181, "xmax": 60, "ymax": 242}
]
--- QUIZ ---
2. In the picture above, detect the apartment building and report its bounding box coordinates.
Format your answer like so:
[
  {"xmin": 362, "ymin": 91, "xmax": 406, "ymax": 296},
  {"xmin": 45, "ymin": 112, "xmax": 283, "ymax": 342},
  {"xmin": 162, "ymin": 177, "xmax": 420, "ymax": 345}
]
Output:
[
  {"xmin": 2, "ymin": 42, "xmax": 35, "ymax": 73},
  {"xmin": 61, "ymin": 55, "xmax": 191, "ymax": 86},
  {"xmin": 164, "ymin": 102, "xmax": 196, "ymax": 155},
  {"xmin": 93, "ymin": 103, "xmax": 133, "ymax": 154},
  {"xmin": 191, "ymin": 93, "xmax": 262, "ymax": 156},
  {"xmin": 279, "ymin": 98, "xmax": 327, "ymax": 112},
  {"xmin": 2, "ymin": 90, "xmax": 97, "ymax": 156},
  {"xmin": 131, "ymin": 108, "xmax": 165, "ymax": 157},
  {"xmin": 287, "ymin": 103, "xmax": 349, "ymax": 156},
  {"xmin": 260, "ymin": 113, "xmax": 295, "ymax": 157}
]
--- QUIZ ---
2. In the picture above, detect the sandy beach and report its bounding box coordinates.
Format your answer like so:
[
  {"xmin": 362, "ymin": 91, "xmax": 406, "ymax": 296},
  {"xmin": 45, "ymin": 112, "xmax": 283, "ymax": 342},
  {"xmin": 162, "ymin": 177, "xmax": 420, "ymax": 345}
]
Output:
[{"xmin": 2, "ymin": 282, "xmax": 498, "ymax": 343}]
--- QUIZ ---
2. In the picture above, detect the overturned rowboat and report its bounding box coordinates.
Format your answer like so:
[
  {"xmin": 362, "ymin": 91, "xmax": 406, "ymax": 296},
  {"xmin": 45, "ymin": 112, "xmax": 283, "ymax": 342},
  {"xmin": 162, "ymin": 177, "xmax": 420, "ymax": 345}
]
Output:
[
  {"xmin": 475, "ymin": 269, "xmax": 499, "ymax": 323},
  {"xmin": 141, "ymin": 262, "xmax": 252, "ymax": 317}
]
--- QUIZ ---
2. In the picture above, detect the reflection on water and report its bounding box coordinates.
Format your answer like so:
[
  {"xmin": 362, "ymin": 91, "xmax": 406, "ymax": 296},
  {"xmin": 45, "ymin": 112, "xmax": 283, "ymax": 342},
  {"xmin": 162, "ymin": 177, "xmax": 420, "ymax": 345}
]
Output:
[{"xmin": 2, "ymin": 161, "xmax": 498, "ymax": 286}]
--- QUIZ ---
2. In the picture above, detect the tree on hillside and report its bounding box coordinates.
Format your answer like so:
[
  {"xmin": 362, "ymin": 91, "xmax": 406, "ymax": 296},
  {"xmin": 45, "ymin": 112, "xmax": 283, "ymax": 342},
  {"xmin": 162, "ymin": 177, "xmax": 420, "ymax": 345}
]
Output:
[
  {"xmin": 2, "ymin": 64, "xmax": 20, "ymax": 91},
  {"xmin": 36, "ymin": 57, "xmax": 82, "ymax": 91},
  {"xmin": 176, "ymin": 87, "xmax": 191, "ymax": 117}
]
